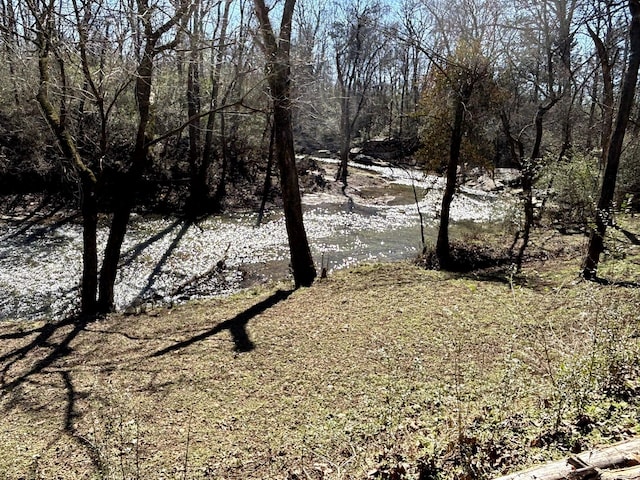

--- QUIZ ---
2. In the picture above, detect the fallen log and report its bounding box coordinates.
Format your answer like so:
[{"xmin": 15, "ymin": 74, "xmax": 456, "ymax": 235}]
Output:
[
  {"xmin": 600, "ymin": 465, "xmax": 640, "ymax": 480},
  {"xmin": 493, "ymin": 438, "xmax": 640, "ymax": 480}
]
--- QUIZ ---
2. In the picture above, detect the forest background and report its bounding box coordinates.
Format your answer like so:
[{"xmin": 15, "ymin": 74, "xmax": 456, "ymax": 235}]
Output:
[{"xmin": 2, "ymin": 0, "xmax": 640, "ymax": 289}]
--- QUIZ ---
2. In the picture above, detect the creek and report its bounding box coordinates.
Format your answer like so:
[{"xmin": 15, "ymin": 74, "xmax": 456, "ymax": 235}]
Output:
[{"xmin": 0, "ymin": 160, "xmax": 516, "ymax": 321}]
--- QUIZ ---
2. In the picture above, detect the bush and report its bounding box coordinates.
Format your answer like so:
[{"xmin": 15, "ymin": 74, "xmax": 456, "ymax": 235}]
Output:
[
  {"xmin": 539, "ymin": 154, "xmax": 599, "ymax": 229},
  {"xmin": 617, "ymin": 140, "xmax": 640, "ymax": 211},
  {"xmin": 0, "ymin": 109, "xmax": 67, "ymax": 193}
]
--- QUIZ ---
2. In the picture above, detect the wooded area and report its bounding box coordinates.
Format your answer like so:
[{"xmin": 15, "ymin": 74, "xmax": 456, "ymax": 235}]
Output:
[{"xmin": 2, "ymin": 0, "xmax": 640, "ymax": 312}]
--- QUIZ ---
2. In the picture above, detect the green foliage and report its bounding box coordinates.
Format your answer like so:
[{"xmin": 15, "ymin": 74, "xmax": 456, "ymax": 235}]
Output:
[
  {"xmin": 535, "ymin": 291, "xmax": 640, "ymax": 452},
  {"xmin": 617, "ymin": 138, "xmax": 640, "ymax": 210},
  {"xmin": 538, "ymin": 154, "xmax": 600, "ymax": 228}
]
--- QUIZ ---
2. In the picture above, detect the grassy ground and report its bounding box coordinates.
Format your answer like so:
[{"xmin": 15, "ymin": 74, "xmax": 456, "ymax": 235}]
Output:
[{"xmin": 1, "ymin": 224, "xmax": 640, "ymax": 479}]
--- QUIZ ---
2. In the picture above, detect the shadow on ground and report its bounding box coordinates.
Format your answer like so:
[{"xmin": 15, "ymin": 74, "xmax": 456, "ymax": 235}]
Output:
[
  {"xmin": 152, "ymin": 288, "xmax": 293, "ymax": 356},
  {"xmin": 0, "ymin": 286, "xmax": 292, "ymax": 474}
]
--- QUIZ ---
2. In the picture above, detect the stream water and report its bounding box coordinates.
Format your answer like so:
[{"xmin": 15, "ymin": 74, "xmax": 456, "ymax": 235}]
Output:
[{"xmin": 0, "ymin": 161, "xmax": 515, "ymax": 321}]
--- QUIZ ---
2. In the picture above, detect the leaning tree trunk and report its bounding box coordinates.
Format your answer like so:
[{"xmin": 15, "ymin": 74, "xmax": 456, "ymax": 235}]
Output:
[
  {"xmin": 35, "ymin": 31, "xmax": 99, "ymax": 316},
  {"xmin": 583, "ymin": 0, "xmax": 640, "ymax": 280},
  {"xmin": 435, "ymin": 83, "xmax": 473, "ymax": 269},
  {"xmin": 98, "ymin": 44, "xmax": 154, "ymax": 312}
]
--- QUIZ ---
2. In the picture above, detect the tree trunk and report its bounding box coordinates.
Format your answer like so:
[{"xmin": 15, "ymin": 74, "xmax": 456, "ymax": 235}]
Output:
[
  {"xmin": 98, "ymin": 44, "xmax": 154, "ymax": 312},
  {"xmin": 97, "ymin": 200, "xmax": 131, "ymax": 312},
  {"xmin": 253, "ymin": 0, "xmax": 317, "ymax": 288},
  {"xmin": 34, "ymin": 29, "xmax": 99, "ymax": 316},
  {"xmin": 271, "ymin": 72, "xmax": 317, "ymax": 287},
  {"xmin": 554, "ymin": 2, "xmax": 575, "ymax": 164},
  {"xmin": 586, "ymin": 69, "xmax": 599, "ymax": 152},
  {"xmin": 335, "ymin": 59, "xmax": 352, "ymax": 187},
  {"xmin": 512, "ymin": 98, "xmax": 557, "ymax": 271},
  {"xmin": 256, "ymin": 120, "xmax": 275, "ymax": 227},
  {"xmin": 337, "ymin": 90, "xmax": 352, "ymax": 188},
  {"xmin": 332, "ymin": 9, "xmax": 380, "ymax": 189},
  {"xmin": 196, "ymin": 0, "xmax": 232, "ymax": 213},
  {"xmin": 3, "ymin": 0, "xmax": 20, "ymax": 105},
  {"xmin": 587, "ymin": 24, "xmax": 615, "ymax": 169},
  {"xmin": 583, "ymin": 0, "xmax": 640, "ymax": 280},
  {"xmin": 80, "ymin": 178, "xmax": 98, "ymax": 314},
  {"xmin": 211, "ymin": 111, "xmax": 228, "ymax": 212},
  {"xmin": 500, "ymin": 111, "xmax": 529, "ymax": 267},
  {"xmin": 435, "ymin": 83, "xmax": 473, "ymax": 268},
  {"xmin": 186, "ymin": 1, "xmax": 202, "ymax": 217}
]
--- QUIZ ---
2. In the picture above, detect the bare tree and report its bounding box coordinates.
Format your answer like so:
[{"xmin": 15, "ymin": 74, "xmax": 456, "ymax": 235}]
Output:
[
  {"xmin": 396, "ymin": 3, "xmax": 428, "ymax": 142},
  {"xmin": 185, "ymin": 0, "xmax": 203, "ymax": 215},
  {"xmin": 27, "ymin": 0, "xmax": 103, "ymax": 315},
  {"xmin": 331, "ymin": 0, "xmax": 387, "ymax": 187},
  {"xmin": 1, "ymin": 0, "xmax": 22, "ymax": 105},
  {"xmin": 290, "ymin": 0, "xmax": 334, "ymax": 150},
  {"xmin": 253, "ymin": 0, "xmax": 316, "ymax": 287},
  {"xmin": 498, "ymin": 0, "xmax": 584, "ymax": 269},
  {"xmin": 585, "ymin": 1, "xmax": 625, "ymax": 165},
  {"xmin": 98, "ymin": 0, "xmax": 193, "ymax": 312},
  {"xmin": 583, "ymin": 0, "xmax": 640, "ymax": 280},
  {"xmin": 187, "ymin": 0, "xmax": 234, "ymax": 215}
]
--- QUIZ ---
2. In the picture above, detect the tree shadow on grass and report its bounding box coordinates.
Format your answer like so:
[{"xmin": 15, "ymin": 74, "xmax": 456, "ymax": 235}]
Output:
[
  {"xmin": 613, "ymin": 224, "xmax": 640, "ymax": 246},
  {"xmin": 0, "ymin": 288, "xmax": 293, "ymax": 474},
  {"xmin": 59, "ymin": 369, "xmax": 109, "ymax": 475},
  {"xmin": 587, "ymin": 276, "xmax": 640, "ymax": 288},
  {"xmin": 0, "ymin": 314, "xmax": 108, "ymax": 474},
  {"xmin": 152, "ymin": 289, "xmax": 293, "ymax": 356},
  {"xmin": 0, "ymin": 315, "xmax": 95, "ymax": 391}
]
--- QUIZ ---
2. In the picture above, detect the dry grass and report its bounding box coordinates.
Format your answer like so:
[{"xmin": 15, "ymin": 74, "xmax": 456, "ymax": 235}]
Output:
[{"xmin": 1, "ymin": 228, "xmax": 640, "ymax": 479}]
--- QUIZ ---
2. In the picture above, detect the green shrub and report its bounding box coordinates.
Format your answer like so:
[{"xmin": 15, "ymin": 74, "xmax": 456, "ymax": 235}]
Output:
[
  {"xmin": 539, "ymin": 154, "xmax": 599, "ymax": 229},
  {"xmin": 617, "ymin": 140, "xmax": 640, "ymax": 211}
]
